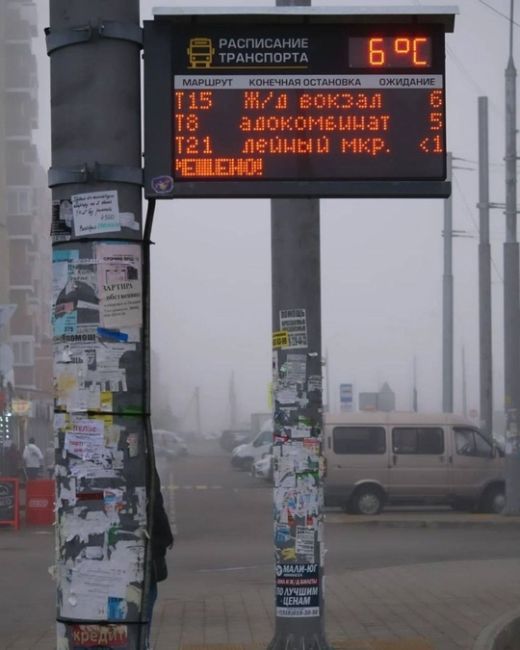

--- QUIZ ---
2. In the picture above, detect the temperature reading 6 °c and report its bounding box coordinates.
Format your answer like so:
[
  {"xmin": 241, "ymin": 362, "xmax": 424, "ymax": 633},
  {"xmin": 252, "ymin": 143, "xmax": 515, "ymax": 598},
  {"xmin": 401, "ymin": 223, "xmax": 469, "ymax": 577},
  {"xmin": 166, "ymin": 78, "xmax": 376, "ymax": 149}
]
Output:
[{"xmin": 349, "ymin": 36, "xmax": 432, "ymax": 69}]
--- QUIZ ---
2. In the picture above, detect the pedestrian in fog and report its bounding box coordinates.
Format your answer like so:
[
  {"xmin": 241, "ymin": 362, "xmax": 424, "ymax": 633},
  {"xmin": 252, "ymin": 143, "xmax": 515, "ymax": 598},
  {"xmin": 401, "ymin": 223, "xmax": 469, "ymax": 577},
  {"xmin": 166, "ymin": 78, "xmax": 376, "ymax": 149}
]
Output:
[
  {"xmin": 22, "ymin": 437, "xmax": 43, "ymax": 480},
  {"xmin": 146, "ymin": 469, "xmax": 174, "ymax": 649}
]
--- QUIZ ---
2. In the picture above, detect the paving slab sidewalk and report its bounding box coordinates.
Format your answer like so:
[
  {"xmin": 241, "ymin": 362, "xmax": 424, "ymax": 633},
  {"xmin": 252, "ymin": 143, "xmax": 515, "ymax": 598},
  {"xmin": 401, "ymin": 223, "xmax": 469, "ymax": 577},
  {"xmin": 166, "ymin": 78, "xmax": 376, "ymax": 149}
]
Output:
[
  {"xmin": 4, "ymin": 513, "xmax": 520, "ymax": 650},
  {"xmin": 151, "ymin": 555, "xmax": 520, "ymax": 650}
]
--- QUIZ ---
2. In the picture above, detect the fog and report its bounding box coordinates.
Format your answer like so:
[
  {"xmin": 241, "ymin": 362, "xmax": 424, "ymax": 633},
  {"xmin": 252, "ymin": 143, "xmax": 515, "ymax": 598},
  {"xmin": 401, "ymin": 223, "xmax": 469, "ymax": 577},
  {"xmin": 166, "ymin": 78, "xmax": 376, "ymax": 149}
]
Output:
[{"xmin": 32, "ymin": 0, "xmax": 518, "ymax": 435}]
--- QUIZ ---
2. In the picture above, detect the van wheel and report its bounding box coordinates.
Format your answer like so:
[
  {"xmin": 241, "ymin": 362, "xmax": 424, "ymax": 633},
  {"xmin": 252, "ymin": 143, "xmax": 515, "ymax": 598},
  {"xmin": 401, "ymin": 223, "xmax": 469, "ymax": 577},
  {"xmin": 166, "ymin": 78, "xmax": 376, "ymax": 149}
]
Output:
[
  {"xmin": 481, "ymin": 485, "xmax": 505, "ymax": 514},
  {"xmin": 351, "ymin": 486, "xmax": 384, "ymax": 515}
]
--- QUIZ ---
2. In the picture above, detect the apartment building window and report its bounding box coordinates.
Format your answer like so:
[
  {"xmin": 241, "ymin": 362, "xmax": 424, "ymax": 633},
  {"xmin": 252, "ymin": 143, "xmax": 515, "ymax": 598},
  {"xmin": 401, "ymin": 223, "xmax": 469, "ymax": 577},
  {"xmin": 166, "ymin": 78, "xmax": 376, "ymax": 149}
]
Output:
[
  {"xmin": 11, "ymin": 335, "xmax": 34, "ymax": 366},
  {"xmin": 6, "ymin": 188, "xmax": 32, "ymax": 215}
]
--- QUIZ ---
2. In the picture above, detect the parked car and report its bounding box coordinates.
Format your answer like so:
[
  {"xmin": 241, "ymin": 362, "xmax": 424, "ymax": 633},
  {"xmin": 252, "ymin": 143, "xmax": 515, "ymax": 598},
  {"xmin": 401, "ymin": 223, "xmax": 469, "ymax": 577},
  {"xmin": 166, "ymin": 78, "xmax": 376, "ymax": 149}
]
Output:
[
  {"xmin": 323, "ymin": 411, "xmax": 505, "ymax": 515},
  {"xmin": 153, "ymin": 429, "xmax": 188, "ymax": 459},
  {"xmin": 220, "ymin": 429, "xmax": 253, "ymax": 452},
  {"xmin": 251, "ymin": 446, "xmax": 273, "ymax": 482},
  {"xmin": 231, "ymin": 423, "xmax": 272, "ymax": 470},
  {"xmin": 492, "ymin": 432, "xmax": 506, "ymax": 453}
]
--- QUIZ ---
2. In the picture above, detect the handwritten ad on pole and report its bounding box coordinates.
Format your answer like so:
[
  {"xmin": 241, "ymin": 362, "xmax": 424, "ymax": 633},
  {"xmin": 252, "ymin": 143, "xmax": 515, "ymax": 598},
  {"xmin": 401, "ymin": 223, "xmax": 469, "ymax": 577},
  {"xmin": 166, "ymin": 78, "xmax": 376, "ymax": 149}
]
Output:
[{"xmin": 72, "ymin": 191, "xmax": 121, "ymax": 236}]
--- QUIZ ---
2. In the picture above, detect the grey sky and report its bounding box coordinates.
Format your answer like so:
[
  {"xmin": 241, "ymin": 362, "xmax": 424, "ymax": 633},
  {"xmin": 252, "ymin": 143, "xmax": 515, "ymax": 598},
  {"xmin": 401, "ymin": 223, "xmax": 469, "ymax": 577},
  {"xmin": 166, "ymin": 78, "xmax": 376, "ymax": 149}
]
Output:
[{"xmin": 34, "ymin": 1, "xmax": 518, "ymax": 432}]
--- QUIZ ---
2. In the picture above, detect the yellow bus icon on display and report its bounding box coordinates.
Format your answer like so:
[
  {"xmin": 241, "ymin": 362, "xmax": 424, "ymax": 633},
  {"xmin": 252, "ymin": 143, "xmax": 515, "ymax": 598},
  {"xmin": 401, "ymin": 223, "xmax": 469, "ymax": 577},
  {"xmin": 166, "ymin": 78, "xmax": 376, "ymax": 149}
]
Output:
[{"xmin": 187, "ymin": 37, "xmax": 215, "ymax": 68}]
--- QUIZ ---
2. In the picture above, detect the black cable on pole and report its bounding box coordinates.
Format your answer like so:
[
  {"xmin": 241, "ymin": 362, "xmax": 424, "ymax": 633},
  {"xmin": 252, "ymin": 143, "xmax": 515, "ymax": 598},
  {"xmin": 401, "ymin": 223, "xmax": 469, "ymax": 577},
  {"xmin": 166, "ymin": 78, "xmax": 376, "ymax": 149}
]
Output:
[
  {"xmin": 141, "ymin": 198, "xmax": 157, "ymax": 643},
  {"xmin": 144, "ymin": 198, "xmax": 156, "ymax": 244}
]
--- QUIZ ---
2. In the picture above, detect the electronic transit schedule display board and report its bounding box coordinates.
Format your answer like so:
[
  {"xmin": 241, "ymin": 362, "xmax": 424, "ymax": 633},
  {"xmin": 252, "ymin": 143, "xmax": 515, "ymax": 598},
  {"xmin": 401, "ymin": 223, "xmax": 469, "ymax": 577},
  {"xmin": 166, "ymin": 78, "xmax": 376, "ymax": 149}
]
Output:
[{"xmin": 144, "ymin": 10, "xmax": 453, "ymax": 198}]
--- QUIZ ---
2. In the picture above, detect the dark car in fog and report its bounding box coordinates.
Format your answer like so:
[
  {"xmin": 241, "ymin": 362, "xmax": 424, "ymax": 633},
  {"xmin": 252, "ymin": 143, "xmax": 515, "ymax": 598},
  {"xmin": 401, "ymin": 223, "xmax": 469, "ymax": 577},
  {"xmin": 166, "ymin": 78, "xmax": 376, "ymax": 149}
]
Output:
[{"xmin": 220, "ymin": 429, "xmax": 253, "ymax": 452}]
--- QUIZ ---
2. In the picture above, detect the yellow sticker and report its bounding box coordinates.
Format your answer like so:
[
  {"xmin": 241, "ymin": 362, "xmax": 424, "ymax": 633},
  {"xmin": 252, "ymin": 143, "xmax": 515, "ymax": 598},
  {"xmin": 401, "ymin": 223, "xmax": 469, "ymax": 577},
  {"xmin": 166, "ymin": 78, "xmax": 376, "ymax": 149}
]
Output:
[
  {"xmin": 56, "ymin": 372, "xmax": 78, "ymax": 396},
  {"xmin": 100, "ymin": 391, "xmax": 113, "ymax": 413},
  {"xmin": 273, "ymin": 330, "xmax": 289, "ymax": 349},
  {"xmin": 280, "ymin": 547, "xmax": 296, "ymax": 561},
  {"xmin": 94, "ymin": 413, "xmax": 114, "ymax": 431}
]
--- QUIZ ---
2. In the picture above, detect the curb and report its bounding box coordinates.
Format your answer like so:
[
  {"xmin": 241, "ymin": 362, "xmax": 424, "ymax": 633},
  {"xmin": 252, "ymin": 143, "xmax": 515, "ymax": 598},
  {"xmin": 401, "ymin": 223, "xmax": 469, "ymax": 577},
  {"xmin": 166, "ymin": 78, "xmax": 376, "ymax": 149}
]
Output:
[
  {"xmin": 473, "ymin": 607, "xmax": 520, "ymax": 650},
  {"xmin": 325, "ymin": 514, "xmax": 520, "ymax": 528},
  {"xmin": 179, "ymin": 642, "xmax": 434, "ymax": 650}
]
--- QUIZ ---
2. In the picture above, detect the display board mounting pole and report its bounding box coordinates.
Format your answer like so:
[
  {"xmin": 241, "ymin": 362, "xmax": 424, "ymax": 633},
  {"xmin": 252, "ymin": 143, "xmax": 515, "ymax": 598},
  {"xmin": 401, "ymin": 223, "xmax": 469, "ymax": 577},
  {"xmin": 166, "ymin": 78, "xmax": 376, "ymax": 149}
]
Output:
[{"xmin": 269, "ymin": 2, "xmax": 331, "ymax": 648}]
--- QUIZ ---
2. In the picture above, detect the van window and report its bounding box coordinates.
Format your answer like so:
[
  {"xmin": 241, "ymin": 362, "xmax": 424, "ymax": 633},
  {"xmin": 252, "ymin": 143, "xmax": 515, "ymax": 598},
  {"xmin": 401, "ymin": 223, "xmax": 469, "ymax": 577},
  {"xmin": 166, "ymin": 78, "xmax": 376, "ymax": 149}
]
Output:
[
  {"xmin": 333, "ymin": 426, "xmax": 386, "ymax": 454},
  {"xmin": 454, "ymin": 428, "xmax": 492, "ymax": 458},
  {"xmin": 392, "ymin": 428, "xmax": 444, "ymax": 454}
]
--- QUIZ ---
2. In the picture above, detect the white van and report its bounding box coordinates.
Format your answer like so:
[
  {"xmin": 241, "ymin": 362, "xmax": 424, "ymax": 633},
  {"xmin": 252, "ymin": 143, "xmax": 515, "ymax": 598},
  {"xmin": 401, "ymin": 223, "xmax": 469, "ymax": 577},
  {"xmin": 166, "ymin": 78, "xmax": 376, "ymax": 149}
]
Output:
[
  {"xmin": 323, "ymin": 412, "xmax": 505, "ymax": 515},
  {"xmin": 231, "ymin": 420, "xmax": 272, "ymax": 470}
]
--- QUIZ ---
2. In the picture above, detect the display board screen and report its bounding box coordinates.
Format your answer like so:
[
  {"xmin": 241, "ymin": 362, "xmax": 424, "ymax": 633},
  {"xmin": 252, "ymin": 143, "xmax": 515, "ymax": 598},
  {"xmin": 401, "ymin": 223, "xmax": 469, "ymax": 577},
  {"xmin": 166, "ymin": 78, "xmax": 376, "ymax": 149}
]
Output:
[{"xmin": 144, "ymin": 19, "xmax": 449, "ymax": 198}]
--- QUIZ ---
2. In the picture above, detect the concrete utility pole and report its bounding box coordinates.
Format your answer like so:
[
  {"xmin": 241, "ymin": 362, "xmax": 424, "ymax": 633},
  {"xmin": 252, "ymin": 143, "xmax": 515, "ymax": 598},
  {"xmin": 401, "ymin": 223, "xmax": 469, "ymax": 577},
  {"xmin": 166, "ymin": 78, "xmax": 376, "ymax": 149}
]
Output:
[
  {"xmin": 195, "ymin": 386, "xmax": 202, "ymax": 436},
  {"xmin": 269, "ymin": 0, "xmax": 330, "ymax": 646},
  {"xmin": 270, "ymin": 197, "xmax": 328, "ymax": 649},
  {"xmin": 48, "ymin": 2, "xmax": 152, "ymax": 648},
  {"xmin": 442, "ymin": 153, "xmax": 454, "ymax": 413},
  {"xmin": 413, "ymin": 356, "xmax": 418, "ymax": 412},
  {"xmin": 478, "ymin": 97, "xmax": 493, "ymax": 438},
  {"xmin": 503, "ymin": 0, "xmax": 520, "ymax": 514},
  {"xmin": 324, "ymin": 349, "xmax": 331, "ymax": 412},
  {"xmin": 461, "ymin": 345, "xmax": 468, "ymax": 417},
  {"xmin": 229, "ymin": 371, "xmax": 237, "ymax": 429}
]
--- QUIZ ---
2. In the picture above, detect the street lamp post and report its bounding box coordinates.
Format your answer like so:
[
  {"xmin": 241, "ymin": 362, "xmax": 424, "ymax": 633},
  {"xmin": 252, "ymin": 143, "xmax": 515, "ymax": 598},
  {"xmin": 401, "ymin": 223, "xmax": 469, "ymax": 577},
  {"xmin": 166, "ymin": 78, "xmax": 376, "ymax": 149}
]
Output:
[{"xmin": 477, "ymin": 96, "xmax": 493, "ymax": 438}]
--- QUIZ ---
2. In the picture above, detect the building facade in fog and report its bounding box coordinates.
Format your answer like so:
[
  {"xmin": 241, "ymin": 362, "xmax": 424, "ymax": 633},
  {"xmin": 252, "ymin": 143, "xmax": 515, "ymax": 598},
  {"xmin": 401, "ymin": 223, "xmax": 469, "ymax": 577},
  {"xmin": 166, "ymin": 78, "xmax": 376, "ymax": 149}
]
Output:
[
  {"xmin": 0, "ymin": 0, "xmax": 52, "ymax": 463},
  {"xmin": 359, "ymin": 382, "xmax": 396, "ymax": 413}
]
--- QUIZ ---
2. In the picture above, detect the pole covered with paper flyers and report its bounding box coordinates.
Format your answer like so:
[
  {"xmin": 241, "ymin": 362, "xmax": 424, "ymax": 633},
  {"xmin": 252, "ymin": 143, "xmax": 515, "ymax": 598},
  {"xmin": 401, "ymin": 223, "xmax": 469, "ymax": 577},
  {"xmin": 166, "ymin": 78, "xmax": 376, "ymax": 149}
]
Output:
[
  {"xmin": 48, "ymin": 2, "xmax": 155, "ymax": 648},
  {"xmin": 269, "ymin": 7, "xmax": 331, "ymax": 645}
]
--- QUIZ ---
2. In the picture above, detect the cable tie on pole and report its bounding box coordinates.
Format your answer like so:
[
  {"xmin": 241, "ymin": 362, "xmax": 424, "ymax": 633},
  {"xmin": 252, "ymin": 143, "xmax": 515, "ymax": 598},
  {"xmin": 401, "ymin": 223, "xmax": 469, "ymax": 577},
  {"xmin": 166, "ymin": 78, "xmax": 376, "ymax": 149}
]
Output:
[
  {"xmin": 45, "ymin": 21, "xmax": 143, "ymax": 55},
  {"xmin": 45, "ymin": 25, "xmax": 92, "ymax": 54},
  {"xmin": 98, "ymin": 21, "xmax": 143, "ymax": 47},
  {"xmin": 48, "ymin": 163, "xmax": 143, "ymax": 187},
  {"xmin": 48, "ymin": 165, "xmax": 88, "ymax": 187}
]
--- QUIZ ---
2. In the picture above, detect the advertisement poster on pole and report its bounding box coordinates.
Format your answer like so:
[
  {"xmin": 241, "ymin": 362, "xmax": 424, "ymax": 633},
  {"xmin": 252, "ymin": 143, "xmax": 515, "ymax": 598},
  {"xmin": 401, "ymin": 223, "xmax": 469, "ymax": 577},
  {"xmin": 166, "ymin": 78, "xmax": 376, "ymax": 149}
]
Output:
[
  {"xmin": 97, "ymin": 243, "xmax": 142, "ymax": 329},
  {"xmin": 275, "ymin": 562, "xmax": 320, "ymax": 618}
]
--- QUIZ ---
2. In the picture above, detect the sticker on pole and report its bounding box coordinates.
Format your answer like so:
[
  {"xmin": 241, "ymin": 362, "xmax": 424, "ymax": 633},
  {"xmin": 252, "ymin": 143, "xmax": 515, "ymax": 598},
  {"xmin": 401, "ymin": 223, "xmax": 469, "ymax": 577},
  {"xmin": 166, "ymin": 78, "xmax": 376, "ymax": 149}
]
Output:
[
  {"xmin": 275, "ymin": 562, "xmax": 320, "ymax": 617},
  {"xmin": 279, "ymin": 309, "xmax": 308, "ymax": 349},
  {"xmin": 70, "ymin": 623, "xmax": 128, "ymax": 648},
  {"xmin": 273, "ymin": 330, "xmax": 289, "ymax": 349}
]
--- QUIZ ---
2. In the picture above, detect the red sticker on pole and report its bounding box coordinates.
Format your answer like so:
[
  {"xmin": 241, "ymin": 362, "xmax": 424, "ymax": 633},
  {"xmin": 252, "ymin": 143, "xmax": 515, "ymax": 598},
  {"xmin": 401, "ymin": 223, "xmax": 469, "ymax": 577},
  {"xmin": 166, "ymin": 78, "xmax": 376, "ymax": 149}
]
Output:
[{"xmin": 70, "ymin": 624, "xmax": 128, "ymax": 648}]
